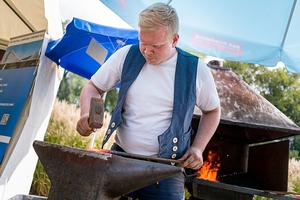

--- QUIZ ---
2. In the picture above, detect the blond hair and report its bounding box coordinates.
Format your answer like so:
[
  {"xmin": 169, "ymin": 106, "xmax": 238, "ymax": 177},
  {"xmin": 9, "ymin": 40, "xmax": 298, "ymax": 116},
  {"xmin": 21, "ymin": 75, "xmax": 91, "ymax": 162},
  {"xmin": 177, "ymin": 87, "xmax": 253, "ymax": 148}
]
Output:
[{"xmin": 138, "ymin": 2, "xmax": 179, "ymax": 38}]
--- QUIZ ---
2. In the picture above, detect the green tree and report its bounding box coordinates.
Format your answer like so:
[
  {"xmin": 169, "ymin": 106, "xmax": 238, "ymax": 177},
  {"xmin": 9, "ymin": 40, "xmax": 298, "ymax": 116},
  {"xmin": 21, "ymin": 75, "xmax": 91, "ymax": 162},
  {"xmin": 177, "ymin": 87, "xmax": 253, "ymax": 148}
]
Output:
[
  {"xmin": 104, "ymin": 88, "xmax": 118, "ymax": 113},
  {"xmin": 255, "ymin": 69, "xmax": 300, "ymax": 126},
  {"xmin": 56, "ymin": 70, "xmax": 118, "ymax": 111},
  {"xmin": 56, "ymin": 71, "xmax": 88, "ymax": 105}
]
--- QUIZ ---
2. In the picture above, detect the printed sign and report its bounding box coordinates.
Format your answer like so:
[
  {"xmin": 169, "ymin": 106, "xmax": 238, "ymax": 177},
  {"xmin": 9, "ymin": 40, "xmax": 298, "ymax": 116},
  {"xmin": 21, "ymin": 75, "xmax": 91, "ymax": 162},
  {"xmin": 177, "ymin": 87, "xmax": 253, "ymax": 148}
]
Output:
[
  {"xmin": 191, "ymin": 32, "xmax": 243, "ymax": 56},
  {"xmin": 0, "ymin": 30, "xmax": 46, "ymax": 163}
]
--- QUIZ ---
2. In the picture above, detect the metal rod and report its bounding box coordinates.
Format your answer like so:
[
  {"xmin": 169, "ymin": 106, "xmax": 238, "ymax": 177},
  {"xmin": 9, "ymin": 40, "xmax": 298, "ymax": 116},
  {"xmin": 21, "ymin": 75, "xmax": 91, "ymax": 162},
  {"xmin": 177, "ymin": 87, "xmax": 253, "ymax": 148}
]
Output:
[
  {"xmin": 91, "ymin": 148, "xmax": 183, "ymax": 164},
  {"xmin": 89, "ymin": 131, "xmax": 96, "ymax": 148}
]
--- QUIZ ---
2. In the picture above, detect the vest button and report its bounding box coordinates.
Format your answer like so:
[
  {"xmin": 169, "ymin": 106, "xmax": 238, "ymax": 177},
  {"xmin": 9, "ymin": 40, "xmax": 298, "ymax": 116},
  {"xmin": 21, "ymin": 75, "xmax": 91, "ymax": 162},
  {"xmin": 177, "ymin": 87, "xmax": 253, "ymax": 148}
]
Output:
[
  {"xmin": 171, "ymin": 154, "xmax": 176, "ymax": 159},
  {"xmin": 171, "ymin": 162, "xmax": 175, "ymax": 165},
  {"xmin": 107, "ymin": 129, "xmax": 111, "ymax": 134},
  {"xmin": 172, "ymin": 146, "xmax": 178, "ymax": 151},
  {"xmin": 172, "ymin": 137, "xmax": 178, "ymax": 143},
  {"xmin": 111, "ymin": 122, "xmax": 115, "ymax": 128},
  {"xmin": 103, "ymin": 135, "xmax": 107, "ymax": 140}
]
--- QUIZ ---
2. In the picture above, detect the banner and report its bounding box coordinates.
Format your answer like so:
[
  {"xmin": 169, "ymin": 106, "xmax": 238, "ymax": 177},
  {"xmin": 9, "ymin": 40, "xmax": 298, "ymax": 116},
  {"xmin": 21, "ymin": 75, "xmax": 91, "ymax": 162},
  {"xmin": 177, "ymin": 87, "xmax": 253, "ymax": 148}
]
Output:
[{"xmin": 0, "ymin": 30, "xmax": 46, "ymax": 163}]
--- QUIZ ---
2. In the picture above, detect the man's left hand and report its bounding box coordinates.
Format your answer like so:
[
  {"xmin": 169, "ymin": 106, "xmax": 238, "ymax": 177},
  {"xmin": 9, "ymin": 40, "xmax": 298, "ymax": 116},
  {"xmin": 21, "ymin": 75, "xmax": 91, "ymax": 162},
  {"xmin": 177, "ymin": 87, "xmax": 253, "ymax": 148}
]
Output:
[{"xmin": 178, "ymin": 147, "xmax": 203, "ymax": 170}]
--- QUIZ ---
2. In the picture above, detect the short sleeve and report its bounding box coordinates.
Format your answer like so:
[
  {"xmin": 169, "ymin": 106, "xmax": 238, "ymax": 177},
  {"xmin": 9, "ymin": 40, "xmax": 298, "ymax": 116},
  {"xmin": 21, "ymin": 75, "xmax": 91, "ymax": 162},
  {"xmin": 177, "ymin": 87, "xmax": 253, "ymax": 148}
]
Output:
[
  {"xmin": 91, "ymin": 45, "xmax": 131, "ymax": 91},
  {"xmin": 195, "ymin": 59, "xmax": 220, "ymax": 111}
]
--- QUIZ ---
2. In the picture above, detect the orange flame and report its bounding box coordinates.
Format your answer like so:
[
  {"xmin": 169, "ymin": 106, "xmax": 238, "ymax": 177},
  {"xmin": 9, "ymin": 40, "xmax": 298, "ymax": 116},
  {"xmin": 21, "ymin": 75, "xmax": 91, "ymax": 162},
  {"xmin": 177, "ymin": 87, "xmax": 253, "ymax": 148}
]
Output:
[{"xmin": 197, "ymin": 150, "xmax": 220, "ymax": 182}]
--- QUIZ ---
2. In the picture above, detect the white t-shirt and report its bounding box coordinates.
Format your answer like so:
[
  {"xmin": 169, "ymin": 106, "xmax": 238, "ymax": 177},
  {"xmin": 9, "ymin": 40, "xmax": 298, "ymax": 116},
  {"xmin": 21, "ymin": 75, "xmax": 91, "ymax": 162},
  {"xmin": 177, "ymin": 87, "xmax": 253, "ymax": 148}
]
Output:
[{"xmin": 91, "ymin": 45, "xmax": 220, "ymax": 156}]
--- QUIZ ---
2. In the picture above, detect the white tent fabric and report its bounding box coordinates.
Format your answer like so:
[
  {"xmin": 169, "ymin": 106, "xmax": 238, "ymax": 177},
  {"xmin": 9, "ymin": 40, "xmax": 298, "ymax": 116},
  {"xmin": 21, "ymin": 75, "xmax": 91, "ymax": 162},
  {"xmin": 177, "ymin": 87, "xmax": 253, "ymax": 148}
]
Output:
[{"xmin": 100, "ymin": 0, "xmax": 300, "ymax": 73}]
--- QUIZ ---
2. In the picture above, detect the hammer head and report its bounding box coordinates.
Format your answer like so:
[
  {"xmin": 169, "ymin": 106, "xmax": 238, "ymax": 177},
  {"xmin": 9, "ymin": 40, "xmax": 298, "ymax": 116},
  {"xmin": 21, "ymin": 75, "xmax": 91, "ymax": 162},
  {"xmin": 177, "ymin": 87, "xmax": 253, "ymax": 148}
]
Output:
[{"xmin": 88, "ymin": 97, "xmax": 104, "ymax": 129}]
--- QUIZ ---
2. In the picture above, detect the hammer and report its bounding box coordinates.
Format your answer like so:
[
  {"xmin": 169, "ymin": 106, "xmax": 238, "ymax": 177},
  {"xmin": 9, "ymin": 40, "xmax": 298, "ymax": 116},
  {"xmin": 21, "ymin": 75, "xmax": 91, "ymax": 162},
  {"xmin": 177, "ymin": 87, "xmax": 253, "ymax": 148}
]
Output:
[{"xmin": 88, "ymin": 97, "xmax": 104, "ymax": 148}]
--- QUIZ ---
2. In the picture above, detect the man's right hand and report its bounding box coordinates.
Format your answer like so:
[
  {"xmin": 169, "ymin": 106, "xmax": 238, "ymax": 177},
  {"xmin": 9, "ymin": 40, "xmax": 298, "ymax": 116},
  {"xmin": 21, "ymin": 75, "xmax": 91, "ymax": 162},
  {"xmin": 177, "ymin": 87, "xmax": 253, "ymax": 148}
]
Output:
[
  {"xmin": 76, "ymin": 114, "xmax": 95, "ymax": 136},
  {"xmin": 76, "ymin": 80, "xmax": 105, "ymax": 136}
]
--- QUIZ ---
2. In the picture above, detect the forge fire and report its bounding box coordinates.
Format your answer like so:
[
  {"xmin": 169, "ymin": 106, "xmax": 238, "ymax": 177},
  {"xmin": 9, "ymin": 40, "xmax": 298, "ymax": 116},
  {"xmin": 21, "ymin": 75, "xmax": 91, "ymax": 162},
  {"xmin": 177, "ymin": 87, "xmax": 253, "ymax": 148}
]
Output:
[{"xmin": 197, "ymin": 150, "xmax": 220, "ymax": 182}]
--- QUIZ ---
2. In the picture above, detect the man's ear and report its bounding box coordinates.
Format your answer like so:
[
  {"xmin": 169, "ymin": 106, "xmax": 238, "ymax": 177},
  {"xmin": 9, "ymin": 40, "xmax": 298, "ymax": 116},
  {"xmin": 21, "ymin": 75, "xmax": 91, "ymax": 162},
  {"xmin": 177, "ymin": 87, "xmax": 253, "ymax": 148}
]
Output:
[{"xmin": 172, "ymin": 34, "xmax": 179, "ymax": 47}]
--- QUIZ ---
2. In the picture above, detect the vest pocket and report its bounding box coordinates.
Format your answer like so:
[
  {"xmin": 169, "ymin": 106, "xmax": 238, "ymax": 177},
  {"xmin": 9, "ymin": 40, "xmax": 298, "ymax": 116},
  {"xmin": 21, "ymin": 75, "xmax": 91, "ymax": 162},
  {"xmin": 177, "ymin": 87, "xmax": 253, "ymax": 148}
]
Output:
[{"xmin": 183, "ymin": 126, "xmax": 193, "ymax": 141}]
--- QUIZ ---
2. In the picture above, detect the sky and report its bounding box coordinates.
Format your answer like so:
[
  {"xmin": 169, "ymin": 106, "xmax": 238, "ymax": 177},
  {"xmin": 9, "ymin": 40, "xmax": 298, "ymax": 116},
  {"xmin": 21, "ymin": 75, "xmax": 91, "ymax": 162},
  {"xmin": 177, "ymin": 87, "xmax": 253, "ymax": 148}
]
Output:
[{"xmin": 58, "ymin": 0, "xmax": 132, "ymax": 29}]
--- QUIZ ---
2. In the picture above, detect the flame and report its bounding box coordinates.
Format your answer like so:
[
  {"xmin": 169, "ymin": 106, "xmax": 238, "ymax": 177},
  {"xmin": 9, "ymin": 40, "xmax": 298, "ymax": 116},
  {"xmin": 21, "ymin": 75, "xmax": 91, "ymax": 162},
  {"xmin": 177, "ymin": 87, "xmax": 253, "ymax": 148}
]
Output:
[{"xmin": 197, "ymin": 150, "xmax": 220, "ymax": 182}]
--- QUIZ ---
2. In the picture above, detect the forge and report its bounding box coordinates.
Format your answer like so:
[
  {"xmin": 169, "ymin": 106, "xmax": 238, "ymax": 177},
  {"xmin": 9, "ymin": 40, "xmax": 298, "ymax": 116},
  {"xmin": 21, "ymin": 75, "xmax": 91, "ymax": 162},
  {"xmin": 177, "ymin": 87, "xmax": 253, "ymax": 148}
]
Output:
[{"xmin": 186, "ymin": 65, "xmax": 300, "ymax": 200}]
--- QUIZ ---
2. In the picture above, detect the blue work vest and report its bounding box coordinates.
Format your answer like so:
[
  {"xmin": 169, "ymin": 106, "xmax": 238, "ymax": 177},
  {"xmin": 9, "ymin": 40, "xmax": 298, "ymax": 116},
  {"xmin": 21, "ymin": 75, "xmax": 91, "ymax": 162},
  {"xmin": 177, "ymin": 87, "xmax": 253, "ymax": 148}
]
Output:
[{"xmin": 102, "ymin": 44, "xmax": 198, "ymax": 161}]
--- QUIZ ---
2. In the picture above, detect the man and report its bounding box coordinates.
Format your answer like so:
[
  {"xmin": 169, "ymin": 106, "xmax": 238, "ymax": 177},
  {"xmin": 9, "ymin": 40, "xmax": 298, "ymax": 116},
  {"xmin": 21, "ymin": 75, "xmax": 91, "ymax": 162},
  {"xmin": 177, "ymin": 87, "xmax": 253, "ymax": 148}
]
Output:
[{"xmin": 76, "ymin": 2, "xmax": 220, "ymax": 200}]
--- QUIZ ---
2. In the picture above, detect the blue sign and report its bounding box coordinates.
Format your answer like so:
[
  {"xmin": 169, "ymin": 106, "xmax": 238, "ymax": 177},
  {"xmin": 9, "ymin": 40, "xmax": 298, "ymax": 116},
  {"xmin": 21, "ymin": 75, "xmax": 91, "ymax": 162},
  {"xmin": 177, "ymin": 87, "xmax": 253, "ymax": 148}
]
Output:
[{"xmin": 0, "ymin": 30, "xmax": 45, "ymax": 163}]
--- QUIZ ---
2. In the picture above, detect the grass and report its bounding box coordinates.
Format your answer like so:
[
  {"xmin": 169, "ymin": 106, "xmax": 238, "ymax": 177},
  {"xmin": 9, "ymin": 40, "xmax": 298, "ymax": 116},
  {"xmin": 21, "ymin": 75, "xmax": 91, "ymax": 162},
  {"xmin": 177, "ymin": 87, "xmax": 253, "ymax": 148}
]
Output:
[
  {"xmin": 30, "ymin": 99, "xmax": 300, "ymax": 199},
  {"xmin": 289, "ymin": 158, "xmax": 300, "ymax": 194}
]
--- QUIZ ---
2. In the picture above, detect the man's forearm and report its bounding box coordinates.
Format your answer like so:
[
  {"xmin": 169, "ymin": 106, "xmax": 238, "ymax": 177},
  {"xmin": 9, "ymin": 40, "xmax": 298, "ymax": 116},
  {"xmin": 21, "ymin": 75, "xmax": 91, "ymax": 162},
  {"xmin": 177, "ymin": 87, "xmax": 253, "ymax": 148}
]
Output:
[
  {"xmin": 192, "ymin": 105, "xmax": 221, "ymax": 152},
  {"xmin": 80, "ymin": 80, "xmax": 103, "ymax": 117}
]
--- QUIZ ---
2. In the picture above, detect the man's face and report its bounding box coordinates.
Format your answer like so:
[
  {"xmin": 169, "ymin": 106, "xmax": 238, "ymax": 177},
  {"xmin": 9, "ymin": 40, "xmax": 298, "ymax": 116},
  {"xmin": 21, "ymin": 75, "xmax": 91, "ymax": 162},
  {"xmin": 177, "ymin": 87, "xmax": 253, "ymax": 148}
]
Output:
[{"xmin": 139, "ymin": 26, "xmax": 179, "ymax": 65}]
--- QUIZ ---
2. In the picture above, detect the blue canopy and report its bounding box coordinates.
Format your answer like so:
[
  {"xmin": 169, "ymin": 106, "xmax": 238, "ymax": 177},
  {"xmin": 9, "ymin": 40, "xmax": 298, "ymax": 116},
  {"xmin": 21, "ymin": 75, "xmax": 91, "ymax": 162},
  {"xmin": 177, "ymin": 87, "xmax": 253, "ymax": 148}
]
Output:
[
  {"xmin": 46, "ymin": 18, "xmax": 139, "ymax": 79},
  {"xmin": 100, "ymin": 0, "xmax": 300, "ymax": 73}
]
